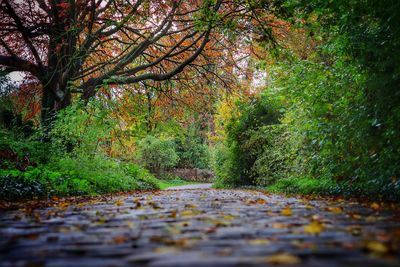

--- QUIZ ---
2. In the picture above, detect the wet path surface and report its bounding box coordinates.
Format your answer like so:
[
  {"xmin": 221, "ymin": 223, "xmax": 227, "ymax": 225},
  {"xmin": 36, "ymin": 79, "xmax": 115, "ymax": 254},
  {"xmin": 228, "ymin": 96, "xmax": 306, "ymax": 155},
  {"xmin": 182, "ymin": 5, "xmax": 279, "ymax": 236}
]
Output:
[{"xmin": 0, "ymin": 189, "xmax": 399, "ymax": 266}]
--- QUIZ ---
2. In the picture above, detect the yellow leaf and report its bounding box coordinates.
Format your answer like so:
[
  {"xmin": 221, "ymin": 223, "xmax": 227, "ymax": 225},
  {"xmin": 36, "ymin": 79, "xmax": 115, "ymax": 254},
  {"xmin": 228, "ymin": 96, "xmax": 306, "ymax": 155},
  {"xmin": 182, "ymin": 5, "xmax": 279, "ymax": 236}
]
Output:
[
  {"xmin": 281, "ymin": 207, "xmax": 292, "ymax": 216},
  {"xmin": 272, "ymin": 223, "xmax": 287, "ymax": 229},
  {"xmin": 264, "ymin": 253, "xmax": 301, "ymax": 265},
  {"xmin": 366, "ymin": 241, "xmax": 388, "ymax": 254},
  {"xmin": 326, "ymin": 207, "xmax": 343, "ymax": 214},
  {"xmin": 181, "ymin": 210, "xmax": 196, "ymax": 217},
  {"xmin": 115, "ymin": 200, "xmax": 124, "ymax": 206},
  {"xmin": 350, "ymin": 213, "xmax": 361, "ymax": 220},
  {"xmin": 248, "ymin": 239, "xmax": 271, "ymax": 246},
  {"xmin": 370, "ymin": 202, "xmax": 380, "ymax": 210},
  {"xmin": 223, "ymin": 215, "xmax": 235, "ymax": 220},
  {"xmin": 304, "ymin": 221, "xmax": 324, "ymax": 235},
  {"xmin": 153, "ymin": 247, "xmax": 180, "ymax": 254}
]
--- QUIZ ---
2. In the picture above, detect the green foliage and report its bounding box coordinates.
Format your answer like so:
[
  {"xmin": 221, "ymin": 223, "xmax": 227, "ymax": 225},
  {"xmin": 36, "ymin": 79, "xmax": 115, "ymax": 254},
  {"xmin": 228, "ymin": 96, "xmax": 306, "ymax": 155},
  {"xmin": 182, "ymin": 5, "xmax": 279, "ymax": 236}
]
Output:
[
  {"xmin": 267, "ymin": 176, "xmax": 337, "ymax": 196},
  {"xmin": 0, "ymin": 156, "xmax": 159, "ymax": 200},
  {"xmin": 137, "ymin": 135, "xmax": 179, "ymax": 173},
  {"xmin": 0, "ymin": 99, "xmax": 161, "ymax": 200},
  {"xmin": 51, "ymin": 100, "xmax": 116, "ymax": 156},
  {"xmin": 267, "ymin": 175, "xmax": 400, "ymax": 202},
  {"xmin": 213, "ymin": 95, "xmax": 281, "ymax": 187},
  {"xmin": 174, "ymin": 127, "xmax": 210, "ymax": 169},
  {"xmin": 0, "ymin": 127, "xmax": 49, "ymax": 167},
  {"xmin": 215, "ymin": 0, "xmax": 400, "ymax": 202}
]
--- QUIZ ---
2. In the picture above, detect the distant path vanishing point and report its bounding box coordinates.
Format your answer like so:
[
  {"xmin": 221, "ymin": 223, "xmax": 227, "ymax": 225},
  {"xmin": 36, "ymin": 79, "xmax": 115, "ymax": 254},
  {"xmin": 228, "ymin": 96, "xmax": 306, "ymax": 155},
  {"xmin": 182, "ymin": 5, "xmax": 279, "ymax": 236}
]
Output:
[{"xmin": 166, "ymin": 183, "xmax": 213, "ymax": 190}]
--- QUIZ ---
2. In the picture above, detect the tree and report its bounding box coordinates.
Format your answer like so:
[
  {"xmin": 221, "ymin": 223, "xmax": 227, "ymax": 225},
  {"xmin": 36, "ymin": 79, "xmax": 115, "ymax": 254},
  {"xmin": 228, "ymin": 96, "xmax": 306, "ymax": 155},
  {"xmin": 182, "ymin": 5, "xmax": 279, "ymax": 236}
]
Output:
[
  {"xmin": 0, "ymin": 0, "xmax": 287, "ymax": 132},
  {"xmin": 0, "ymin": 0, "xmax": 230, "ymax": 129}
]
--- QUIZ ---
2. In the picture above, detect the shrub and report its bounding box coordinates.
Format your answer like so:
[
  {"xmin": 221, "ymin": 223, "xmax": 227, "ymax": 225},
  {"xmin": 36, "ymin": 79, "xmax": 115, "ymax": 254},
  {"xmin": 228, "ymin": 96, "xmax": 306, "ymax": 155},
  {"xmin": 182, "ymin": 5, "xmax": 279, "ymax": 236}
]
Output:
[
  {"xmin": 267, "ymin": 176, "xmax": 337, "ymax": 196},
  {"xmin": 0, "ymin": 156, "xmax": 159, "ymax": 200},
  {"xmin": 213, "ymin": 95, "xmax": 282, "ymax": 187},
  {"xmin": 137, "ymin": 135, "xmax": 179, "ymax": 174},
  {"xmin": 175, "ymin": 136, "xmax": 210, "ymax": 169}
]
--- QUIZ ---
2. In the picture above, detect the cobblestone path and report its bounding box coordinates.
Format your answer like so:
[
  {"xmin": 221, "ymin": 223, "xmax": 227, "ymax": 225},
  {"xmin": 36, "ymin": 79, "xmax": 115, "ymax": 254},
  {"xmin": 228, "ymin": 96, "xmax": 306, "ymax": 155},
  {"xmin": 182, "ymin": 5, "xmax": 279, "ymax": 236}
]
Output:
[{"xmin": 1, "ymin": 188, "xmax": 399, "ymax": 267}]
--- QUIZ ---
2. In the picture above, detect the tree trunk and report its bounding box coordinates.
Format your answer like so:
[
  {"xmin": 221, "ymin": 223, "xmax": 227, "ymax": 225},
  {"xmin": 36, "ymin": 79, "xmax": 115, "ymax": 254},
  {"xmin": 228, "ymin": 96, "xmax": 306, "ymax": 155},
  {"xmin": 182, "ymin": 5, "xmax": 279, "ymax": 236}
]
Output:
[
  {"xmin": 41, "ymin": 85, "xmax": 56, "ymax": 137},
  {"xmin": 40, "ymin": 82, "xmax": 71, "ymax": 140}
]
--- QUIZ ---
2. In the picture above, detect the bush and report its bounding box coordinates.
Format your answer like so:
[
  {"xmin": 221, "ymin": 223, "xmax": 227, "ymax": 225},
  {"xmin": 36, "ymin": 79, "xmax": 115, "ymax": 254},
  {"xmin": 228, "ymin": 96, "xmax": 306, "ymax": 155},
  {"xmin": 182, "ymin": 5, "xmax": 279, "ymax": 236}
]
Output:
[
  {"xmin": 0, "ymin": 155, "xmax": 160, "ymax": 200},
  {"xmin": 137, "ymin": 135, "xmax": 179, "ymax": 174},
  {"xmin": 213, "ymin": 95, "xmax": 282, "ymax": 187},
  {"xmin": 267, "ymin": 175, "xmax": 400, "ymax": 202},
  {"xmin": 175, "ymin": 136, "xmax": 210, "ymax": 169},
  {"xmin": 267, "ymin": 176, "xmax": 337, "ymax": 196}
]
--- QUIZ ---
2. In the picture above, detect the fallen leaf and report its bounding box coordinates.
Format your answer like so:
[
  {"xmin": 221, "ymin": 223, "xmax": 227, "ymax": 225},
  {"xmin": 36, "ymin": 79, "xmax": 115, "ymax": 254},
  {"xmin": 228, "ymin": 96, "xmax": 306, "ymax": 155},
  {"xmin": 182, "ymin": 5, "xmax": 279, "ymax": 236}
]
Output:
[
  {"xmin": 114, "ymin": 200, "xmax": 125, "ymax": 206},
  {"xmin": 216, "ymin": 248, "xmax": 233, "ymax": 256},
  {"xmin": 168, "ymin": 210, "xmax": 177, "ymax": 218},
  {"xmin": 304, "ymin": 221, "xmax": 324, "ymax": 235},
  {"xmin": 223, "ymin": 215, "xmax": 235, "ymax": 220},
  {"xmin": 204, "ymin": 227, "xmax": 217, "ymax": 234},
  {"xmin": 248, "ymin": 239, "xmax": 271, "ymax": 246},
  {"xmin": 349, "ymin": 213, "xmax": 361, "ymax": 220},
  {"xmin": 281, "ymin": 207, "xmax": 292, "ymax": 216},
  {"xmin": 366, "ymin": 241, "xmax": 388, "ymax": 254},
  {"xmin": 256, "ymin": 198, "xmax": 267, "ymax": 204},
  {"xmin": 58, "ymin": 202, "xmax": 70, "ymax": 209},
  {"xmin": 113, "ymin": 236, "xmax": 129, "ymax": 244},
  {"xmin": 153, "ymin": 247, "xmax": 180, "ymax": 254},
  {"xmin": 264, "ymin": 253, "xmax": 301, "ymax": 265},
  {"xmin": 292, "ymin": 241, "xmax": 316, "ymax": 249},
  {"xmin": 211, "ymin": 219, "xmax": 231, "ymax": 227},
  {"xmin": 181, "ymin": 210, "xmax": 196, "ymax": 217},
  {"xmin": 326, "ymin": 207, "xmax": 343, "ymax": 214},
  {"xmin": 346, "ymin": 225, "xmax": 362, "ymax": 236},
  {"xmin": 371, "ymin": 202, "xmax": 380, "ymax": 210},
  {"xmin": 272, "ymin": 223, "xmax": 288, "ymax": 229},
  {"xmin": 149, "ymin": 201, "xmax": 161, "ymax": 209}
]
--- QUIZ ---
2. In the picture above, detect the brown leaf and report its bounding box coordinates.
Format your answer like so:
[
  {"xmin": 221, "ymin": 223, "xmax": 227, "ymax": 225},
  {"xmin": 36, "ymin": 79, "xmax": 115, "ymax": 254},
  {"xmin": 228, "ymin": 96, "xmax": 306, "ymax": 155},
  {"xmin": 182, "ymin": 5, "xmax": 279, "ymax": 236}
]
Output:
[
  {"xmin": 256, "ymin": 198, "xmax": 267, "ymax": 204},
  {"xmin": 113, "ymin": 236, "xmax": 129, "ymax": 244},
  {"xmin": 168, "ymin": 210, "xmax": 177, "ymax": 218}
]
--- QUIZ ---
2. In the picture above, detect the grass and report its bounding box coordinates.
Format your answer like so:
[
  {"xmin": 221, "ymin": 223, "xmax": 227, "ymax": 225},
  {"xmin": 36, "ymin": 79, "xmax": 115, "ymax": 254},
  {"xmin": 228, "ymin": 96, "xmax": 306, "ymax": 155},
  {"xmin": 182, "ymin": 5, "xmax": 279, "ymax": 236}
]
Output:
[
  {"xmin": 266, "ymin": 175, "xmax": 400, "ymax": 202},
  {"xmin": 267, "ymin": 176, "xmax": 336, "ymax": 196},
  {"xmin": 156, "ymin": 178, "xmax": 198, "ymax": 190}
]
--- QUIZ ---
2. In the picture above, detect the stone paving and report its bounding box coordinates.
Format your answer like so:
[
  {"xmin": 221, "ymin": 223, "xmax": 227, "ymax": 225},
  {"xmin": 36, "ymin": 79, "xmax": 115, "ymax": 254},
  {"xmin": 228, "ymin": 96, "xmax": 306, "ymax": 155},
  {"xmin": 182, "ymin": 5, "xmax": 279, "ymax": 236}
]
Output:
[{"xmin": 0, "ymin": 186, "xmax": 400, "ymax": 267}]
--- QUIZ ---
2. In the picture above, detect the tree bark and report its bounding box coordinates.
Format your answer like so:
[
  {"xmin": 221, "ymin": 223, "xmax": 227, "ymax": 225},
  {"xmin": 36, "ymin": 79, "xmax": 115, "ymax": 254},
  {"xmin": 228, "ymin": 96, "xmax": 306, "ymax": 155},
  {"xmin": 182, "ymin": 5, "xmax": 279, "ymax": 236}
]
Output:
[
  {"xmin": 41, "ymin": 85, "xmax": 56, "ymax": 137},
  {"xmin": 40, "ymin": 80, "xmax": 70, "ymax": 139}
]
